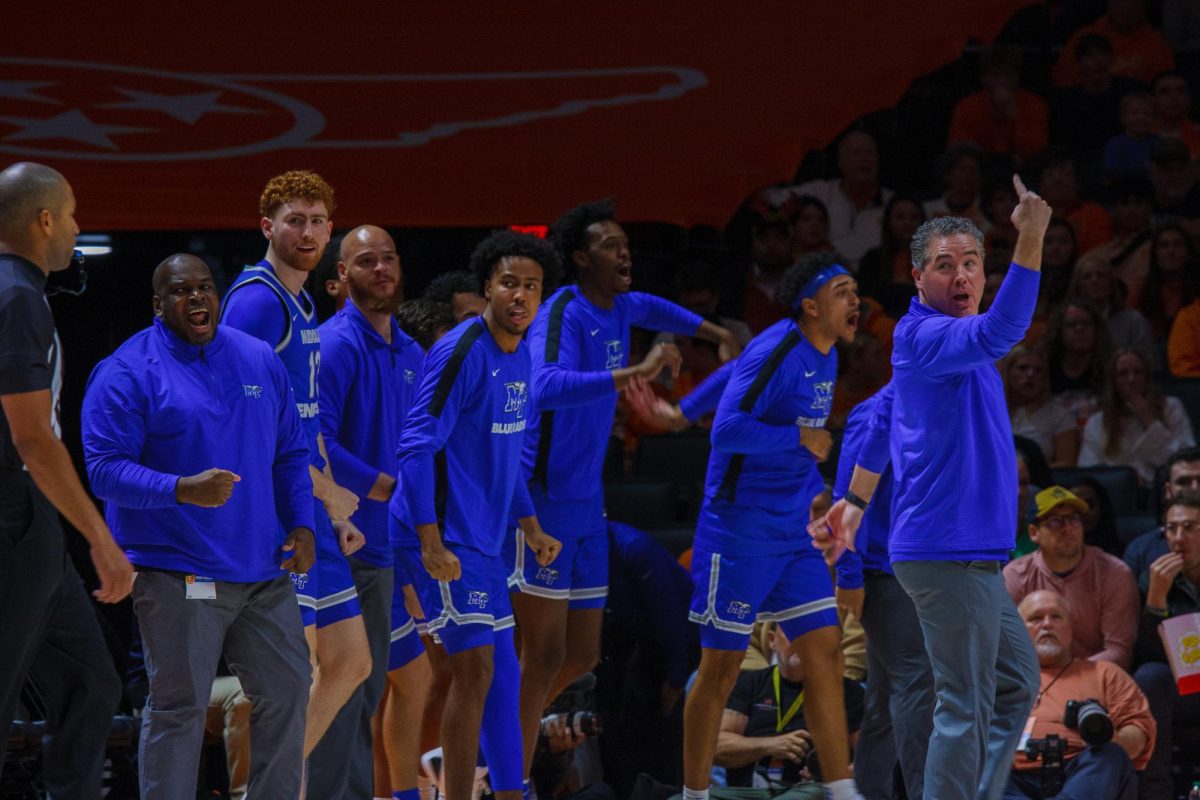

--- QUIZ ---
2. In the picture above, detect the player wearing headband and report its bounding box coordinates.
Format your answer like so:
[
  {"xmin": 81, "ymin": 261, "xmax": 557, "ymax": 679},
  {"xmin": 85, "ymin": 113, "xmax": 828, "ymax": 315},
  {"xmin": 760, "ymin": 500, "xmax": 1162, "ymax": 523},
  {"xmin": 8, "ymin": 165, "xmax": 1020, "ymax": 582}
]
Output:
[{"xmin": 682, "ymin": 252, "xmax": 863, "ymax": 800}]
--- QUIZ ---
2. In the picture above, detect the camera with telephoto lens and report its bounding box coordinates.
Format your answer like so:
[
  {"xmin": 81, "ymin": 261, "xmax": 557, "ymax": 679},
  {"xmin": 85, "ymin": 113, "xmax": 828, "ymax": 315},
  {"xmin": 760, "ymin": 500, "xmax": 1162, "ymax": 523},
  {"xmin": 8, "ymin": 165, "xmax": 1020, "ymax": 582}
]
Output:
[
  {"xmin": 538, "ymin": 710, "xmax": 602, "ymax": 740},
  {"xmin": 1063, "ymin": 698, "xmax": 1113, "ymax": 746},
  {"xmin": 1024, "ymin": 733, "xmax": 1067, "ymax": 797}
]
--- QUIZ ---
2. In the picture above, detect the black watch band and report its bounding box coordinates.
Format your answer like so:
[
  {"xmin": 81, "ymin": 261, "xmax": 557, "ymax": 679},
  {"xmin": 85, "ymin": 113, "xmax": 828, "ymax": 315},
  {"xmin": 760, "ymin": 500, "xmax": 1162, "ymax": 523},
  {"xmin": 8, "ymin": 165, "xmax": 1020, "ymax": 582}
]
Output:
[{"xmin": 844, "ymin": 490, "xmax": 869, "ymax": 511}]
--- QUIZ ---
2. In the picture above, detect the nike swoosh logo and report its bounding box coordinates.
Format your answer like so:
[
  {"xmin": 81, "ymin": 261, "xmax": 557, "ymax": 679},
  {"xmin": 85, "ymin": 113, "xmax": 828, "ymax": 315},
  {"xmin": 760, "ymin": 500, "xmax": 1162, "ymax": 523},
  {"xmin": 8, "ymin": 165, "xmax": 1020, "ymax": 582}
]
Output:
[
  {"xmin": 805, "ymin": 370, "xmax": 816, "ymax": 377},
  {"xmin": 492, "ymin": 369, "xmax": 500, "ymax": 376},
  {"xmin": 292, "ymin": 313, "xmax": 299, "ymax": 321},
  {"xmin": 590, "ymin": 328, "xmax": 600, "ymax": 336}
]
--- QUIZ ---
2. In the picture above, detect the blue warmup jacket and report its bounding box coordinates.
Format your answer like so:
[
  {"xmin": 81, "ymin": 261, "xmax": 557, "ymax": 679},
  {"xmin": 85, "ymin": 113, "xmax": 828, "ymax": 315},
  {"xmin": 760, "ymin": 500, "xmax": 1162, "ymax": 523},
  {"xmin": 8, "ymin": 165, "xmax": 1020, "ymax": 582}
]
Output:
[
  {"xmin": 81, "ymin": 319, "xmax": 314, "ymax": 581},
  {"xmin": 679, "ymin": 360, "xmax": 735, "ymax": 423},
  {"xmin": 697, "ymin": 318, "xmax": 836, "ymax": 556},
  {"xmin": 523, "ymin": 288, "xmax": 702, "ymax": 503},
  {"xmin": 392, "ymin": 316, "xmax": 536, "ymax": 556},
  {"xmin": 319, "ymin": 302, "xmax": 425, "ymax": 568},
  {"xmin": 832, "ymin": 383, "xmax": 895, "ymax": 588},
  {"xmin": 882, "ymin": 263, "xmax": 1039, "ymax": 562}
]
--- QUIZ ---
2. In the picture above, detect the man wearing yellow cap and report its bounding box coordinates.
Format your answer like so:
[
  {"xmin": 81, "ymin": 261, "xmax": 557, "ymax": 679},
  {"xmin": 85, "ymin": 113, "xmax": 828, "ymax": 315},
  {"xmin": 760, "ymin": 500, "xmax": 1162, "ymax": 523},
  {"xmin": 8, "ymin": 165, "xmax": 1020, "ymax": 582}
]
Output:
[{"xmin": 1003, "ymin": 486, "xmax": 1140, "ymax": 671}]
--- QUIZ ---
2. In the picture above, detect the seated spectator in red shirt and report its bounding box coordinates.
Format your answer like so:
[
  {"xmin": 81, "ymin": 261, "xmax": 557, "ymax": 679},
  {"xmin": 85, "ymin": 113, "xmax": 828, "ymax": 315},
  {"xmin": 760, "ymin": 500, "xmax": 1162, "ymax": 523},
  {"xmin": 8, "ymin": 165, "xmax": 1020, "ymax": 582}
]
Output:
[
  {"xmin": 1053, "ymin": 0, "xmax": 1174, "ymax": 87},
  {"xmin": 1152, "ymin": 70, "xmax": 1200, "ymax": 158},
  {"xmin": 1005, "ymin": 487, "xmax": 1140, "ymax": 670},
  {"xmin": 1102, "ymin": 92, "xmax": 1161, "ymax": 180},
  {"xmin": 1005, "ymin": 589, "xmax": 1154, "ymax": 800},
  {"xmin": 1035, "ymin": 152, "xmax": 1114, "ymax": 253},
  {"xmin": 856, "ymin": 195, "xmax": 924, "ymax": 320},
  {"xmin": 949, "ymin": 43, "xmax": 1048, "ymax": 165}
]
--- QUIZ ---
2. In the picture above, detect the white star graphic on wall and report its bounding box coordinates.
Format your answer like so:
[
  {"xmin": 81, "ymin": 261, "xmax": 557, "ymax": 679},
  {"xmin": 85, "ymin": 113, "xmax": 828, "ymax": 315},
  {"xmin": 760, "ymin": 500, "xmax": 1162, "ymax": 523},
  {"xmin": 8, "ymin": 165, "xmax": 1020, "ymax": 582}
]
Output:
[
  {"xmin": 98, "ymin": 88, "xmax": 264, "ymax": 124},
  {"xmin": 0, "ymin": 109, "xmax": 153, "ymax": 150},
  {"xmin": 0, "ymin": 80, "xmax": 61, "ymax": 104}
]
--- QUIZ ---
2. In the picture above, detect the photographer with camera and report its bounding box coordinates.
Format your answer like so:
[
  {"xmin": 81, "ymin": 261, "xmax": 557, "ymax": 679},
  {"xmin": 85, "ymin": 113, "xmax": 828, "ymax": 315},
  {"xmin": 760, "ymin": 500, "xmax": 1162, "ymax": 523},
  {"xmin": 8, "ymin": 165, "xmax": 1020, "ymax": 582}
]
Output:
[
  {"xmin": 530, "ymin": 674, "xmax": 612, "ymax": 800},
  {"xmin": 714, "ymin": 621, "xmax": 863, "ymax": 789},
  {"xmin": 1007, "ymin": 590, "xmax": 1154, "ymax": 800}
]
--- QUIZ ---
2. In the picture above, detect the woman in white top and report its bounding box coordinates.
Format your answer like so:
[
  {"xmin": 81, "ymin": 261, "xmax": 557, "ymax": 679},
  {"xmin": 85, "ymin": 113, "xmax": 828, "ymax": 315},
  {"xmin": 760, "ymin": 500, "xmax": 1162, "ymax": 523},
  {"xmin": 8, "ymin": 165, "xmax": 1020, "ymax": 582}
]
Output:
[
  {"xmin": 1079, "ymin": 347, "xmax": 1196, "ymax": 483},
  {"xmin": 1003, "ymin": 345, "xmax": 1080, "ymax": 467}
]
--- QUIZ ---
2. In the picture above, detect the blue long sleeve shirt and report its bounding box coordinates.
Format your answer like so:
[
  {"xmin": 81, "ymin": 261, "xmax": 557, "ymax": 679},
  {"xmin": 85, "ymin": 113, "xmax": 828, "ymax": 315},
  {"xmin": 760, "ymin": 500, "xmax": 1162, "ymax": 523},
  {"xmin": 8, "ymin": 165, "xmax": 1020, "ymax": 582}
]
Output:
[
  {"xmin": 523, "ymin": 288, "xmax": 702, "ymax": 503},
  {"xmin": 319, "ymin": 302, "xmax": 425, "ymax": 568},
  {"xmin": 81, "ymin": 320, "xmax": 314, "ymax": 581},
  {"xmin": 697, "ymin": 318, "xmax": 836, "ymax": 556},
  {"xmin": 832, "ymin": 383, "xmax": 895, "ymax": 587},
  {"xmin": 883, "ymin": 263, "xmax": 1040, "ymax": 562},
  {"xmin": 606, "ymin": 521, "xmax": 694, "ymax": 690},
  {"xmin": 392, "ymin": 317, "xmax": 535, "ymax": 556},
  {"xmin": 679, "ymin": 360, "xmax": 735, "ymax": 422}
]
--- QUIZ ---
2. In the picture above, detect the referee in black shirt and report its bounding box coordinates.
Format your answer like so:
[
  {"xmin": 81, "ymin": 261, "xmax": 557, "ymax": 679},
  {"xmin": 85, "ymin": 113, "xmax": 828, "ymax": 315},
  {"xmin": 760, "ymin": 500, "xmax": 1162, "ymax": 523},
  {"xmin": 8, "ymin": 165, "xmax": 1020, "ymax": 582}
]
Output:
[{"xmin": 0, "ymin": 162, "xmax": 130, "ymax": 797}]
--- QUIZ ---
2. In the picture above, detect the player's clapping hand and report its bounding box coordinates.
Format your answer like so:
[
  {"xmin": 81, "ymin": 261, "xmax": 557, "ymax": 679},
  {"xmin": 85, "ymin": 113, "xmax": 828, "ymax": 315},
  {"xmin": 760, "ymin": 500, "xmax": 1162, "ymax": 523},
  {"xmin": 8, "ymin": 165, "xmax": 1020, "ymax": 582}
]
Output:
[
  {"xmin": 637, "ymin": 342, "xmax": 683, "ymax": 380},
  {"xmin": 809, "ymin": 498, "xmax": 862, "ymax": 564},
  {"xmin": 175, "ymin": 468, "xmax": 240, "ymax": 507},
  {"xmin": 423, "ymin": 542, "xmax": 462, "ymax": 582},
  {"xmin": 281, "ymin": 527, "xmax": 315, "ymax": 573},
  {"xmin": 525, "ymin": 527, "xmax": 562, "ymax": 567},
  {"xmin": 1010, "ymin": 174, "xmax": 1052, "ymax": 236},
  {"xmin": 334, "ymin": 518, "xmax": 366, "ymax": 556},
  {"xmin": 624, "ymin": 375, "xmax": 687, "ymax": 432}
]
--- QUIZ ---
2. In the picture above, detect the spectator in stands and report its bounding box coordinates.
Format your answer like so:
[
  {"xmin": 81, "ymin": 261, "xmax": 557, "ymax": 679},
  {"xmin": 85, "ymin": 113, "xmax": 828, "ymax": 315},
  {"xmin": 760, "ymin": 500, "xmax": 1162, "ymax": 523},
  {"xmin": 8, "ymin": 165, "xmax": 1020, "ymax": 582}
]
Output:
[
  {"xmin": 856, "ymin": 195, "xmax": 923, "ymax": 320},
  {"xmin": 1141, "ymin": 222, "xmax": 1199, "ymax": 339},
  {"xmin": 673, "ymin": 259, "xmax": 753, "ymax": 347},
  {"xmin": 714, "ymin": 621, "xmax": 864, "ymax": 789},
  {"xmin": 1103, "ymin": 92, "xmax": 1161, "ymax": 180},
  {"xmin": 1125, "ymin": 446, "xmax": 1200, "ymax": 577},
  {"xmin": 829, "ymin": 331, "xmax": 890, "ymax": 429},
  {"xmin": 1003, "ymin": 345, "xmax": 1080, "ymax": 467},
  {"xmin": 1149, "ymin": 137, "xmax": 1200, "ymax": 230},
  {"xmin": 1132, "ymin": 490, "xmax": 1200, "ymax": 800},
  {"xmin": 1168, "ymin": 293, "xmax": 1200, "ymax": 375},
  {"xmin": 1036, "ymin": 217, "xmax": 1079, "ymax": 323},
  {"xmin": 395, "ymin": 298, "xmax": 457, "ymax": 352},
  {"xmin": 422, "ymin": 269, "xmax": 486, "ymax": 322},
  {"xmin": 983, "ymin": 176, "xmax": 1021, "ymax": 254},
  {"xmin": 1006, "ymin": 590, "xmax": 1153, "ymax": 800},
  {"xmin": 1004, "ymin": 486, "xmax": 1140, "ymax": 670},
  {"xmin": 670, "ymin": 318, "xmax": 725, "ymax": 407},
  {"xmin": 1050, "ymin": 34, "xmax": 1149, "ymax": 184},
  {"xmin": 1035, "ymin": 152, "xmax": 1114, "ymax": 253},
  {"xmin": 790, "ymin": 195, "xmax": 834, "ymax": 261},
  {"xmin": 1067, "ymin": 252, "xmax": 1156, "ymax": 364},
  {"xmin": 1054, "ymin": 0, "xmax": 1175, "ymax": 87},
  {"xmin": 790, "ymin": 129, "xmax": 892, "ymax": 268},
  {"xmin": 741, "ymin": 210, "xmax": 792, "ymax": 334},
  {"xmin": 1045, "ymin": 299, "xmax": 1113, "ymax": 429},
  {"xmin": 1079, "ymin": 348, "xmax": 1196, "ymax": 483},
  {"xmin": 923, "ymin": 143, "xmax": 989, "ymax": 231},
  {"xmin": 1070, "ymin": 477, "xmax": 1123, "ymax": 556},
  {"xmin": 949, "ymin": 43, "xmax": 1047, "ymax": 165},
  {"xmin": 1090, "ymin": 179, "xmax": 1154, "ymax": 307},
  {"xmin": 1152, "ymin": 70, "xmax": 1200, "ymax": 158}
]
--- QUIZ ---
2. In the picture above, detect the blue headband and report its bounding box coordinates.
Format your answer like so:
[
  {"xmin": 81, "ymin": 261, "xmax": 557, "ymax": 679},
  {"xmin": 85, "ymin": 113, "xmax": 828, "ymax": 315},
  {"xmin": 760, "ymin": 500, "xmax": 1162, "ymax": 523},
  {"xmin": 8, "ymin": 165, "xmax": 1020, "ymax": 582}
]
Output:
[{"xmin": 792, "ymin": 264, "xmax": 849, "ymax": 311}]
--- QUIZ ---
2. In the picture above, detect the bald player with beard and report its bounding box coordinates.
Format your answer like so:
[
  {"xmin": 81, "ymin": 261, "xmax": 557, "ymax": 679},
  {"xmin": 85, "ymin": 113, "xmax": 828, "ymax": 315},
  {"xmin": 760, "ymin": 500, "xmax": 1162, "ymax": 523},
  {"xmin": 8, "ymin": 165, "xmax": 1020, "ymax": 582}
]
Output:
[{"xmin": 315, "ymin": 225, "xmax": 428, "ymax": 799}]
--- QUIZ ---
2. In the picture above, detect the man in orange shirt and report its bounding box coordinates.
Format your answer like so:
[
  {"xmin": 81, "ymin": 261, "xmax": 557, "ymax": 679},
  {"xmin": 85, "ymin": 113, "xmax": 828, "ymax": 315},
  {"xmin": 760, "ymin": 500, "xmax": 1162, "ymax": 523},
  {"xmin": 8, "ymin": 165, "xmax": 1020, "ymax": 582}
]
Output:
[
  {"xmin": 1005, "ymin": 590, "xmax": 1154, "ymax": 800},
  {"xmin": 949, "ymin": 44, "xmax": 1047, "ymax": 165},
  {"xmin": 1053, "ymin": 0, "xmax": 1174, "ymax": 87}
]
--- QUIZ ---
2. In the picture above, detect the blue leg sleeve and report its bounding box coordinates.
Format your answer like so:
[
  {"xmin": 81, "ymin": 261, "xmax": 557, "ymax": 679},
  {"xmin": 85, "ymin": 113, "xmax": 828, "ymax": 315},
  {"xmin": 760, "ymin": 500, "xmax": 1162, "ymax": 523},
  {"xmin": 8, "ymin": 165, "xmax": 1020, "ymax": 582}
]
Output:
[{"xmin": 479, "ymin": 627, "xmax": 524, "ymax": 792}]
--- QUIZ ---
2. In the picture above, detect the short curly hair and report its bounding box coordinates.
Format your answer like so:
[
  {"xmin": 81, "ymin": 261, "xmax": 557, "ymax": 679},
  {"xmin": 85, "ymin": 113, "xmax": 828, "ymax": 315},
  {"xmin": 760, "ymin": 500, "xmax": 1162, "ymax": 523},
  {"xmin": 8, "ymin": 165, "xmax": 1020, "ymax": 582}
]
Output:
[
  {"xmin": 469, "ymin": 230, "xmax": 562, "ymax": 291},
  {"xmin": 423, "ymin": 270, "xmax": 481, "ymax": 304},
  {"xmin": 776, "ymin": 251, "xmax": 847, "ymax": 313},
  {"xmin": 550, "ymin": 199, "xmax": 616, "ymax": 268},
  {"xmin": 396, "ymin": 299, "xmax": 458, "ymax": 351},
  {"xmin": 259, "ymin": 170, "xmax": 336, "ymax": 219}
]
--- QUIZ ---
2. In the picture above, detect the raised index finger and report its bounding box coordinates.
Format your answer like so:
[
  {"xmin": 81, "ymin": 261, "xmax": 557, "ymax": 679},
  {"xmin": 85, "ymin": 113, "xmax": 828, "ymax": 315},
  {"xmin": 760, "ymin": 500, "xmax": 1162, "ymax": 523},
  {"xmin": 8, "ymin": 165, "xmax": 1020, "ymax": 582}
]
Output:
[{"xmin": 1012, "ymin": 173, "xmax": 1030, "ymax": 199}]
